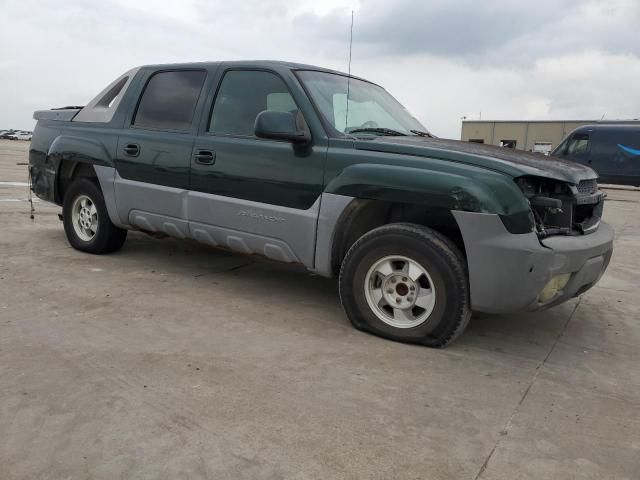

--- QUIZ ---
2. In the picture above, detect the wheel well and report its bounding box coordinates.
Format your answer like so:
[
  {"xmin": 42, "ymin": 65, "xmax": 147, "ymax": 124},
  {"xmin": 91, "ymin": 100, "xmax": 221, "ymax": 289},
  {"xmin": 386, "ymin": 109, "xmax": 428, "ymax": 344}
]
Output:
[
  {"xmin": 56, "ymin": 161, "xmax": 98, "ymax": 203},
  {"xmin": 331, "ymin": 200, "xmax": 466, "ymax": 276}
]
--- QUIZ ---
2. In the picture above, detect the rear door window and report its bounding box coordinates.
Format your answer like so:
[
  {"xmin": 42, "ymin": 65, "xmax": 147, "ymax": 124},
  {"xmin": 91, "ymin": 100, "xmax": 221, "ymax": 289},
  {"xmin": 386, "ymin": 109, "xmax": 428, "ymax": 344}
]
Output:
[{"xmin": 133, "ymin": 70, "xmax": 206, "ymax": 131}]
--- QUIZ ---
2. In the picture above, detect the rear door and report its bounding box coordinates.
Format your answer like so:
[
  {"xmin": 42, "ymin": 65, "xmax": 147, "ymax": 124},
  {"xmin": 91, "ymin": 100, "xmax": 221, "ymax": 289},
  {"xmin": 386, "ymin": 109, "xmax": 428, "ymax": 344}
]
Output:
[
  {"xmin": 590, "ymin": 128, "xmax": 640, "ymax": 185},
  {"xmin": 188, "ymin": 68, "xmax": 327, "ymax": 266},
  {"xmin": 114, "ymin": 69, "xmax": 207, "ymax": 234}
]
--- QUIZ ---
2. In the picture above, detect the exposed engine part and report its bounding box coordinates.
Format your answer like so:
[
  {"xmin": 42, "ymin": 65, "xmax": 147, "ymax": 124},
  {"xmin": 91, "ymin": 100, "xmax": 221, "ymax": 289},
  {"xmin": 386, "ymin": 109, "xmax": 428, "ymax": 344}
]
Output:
[
  {"xmin": 516, "ymin": 176, "xmax": 603, "ymax": 238},
  {"xmin": 530, "ymin": 196, "xmax": 563, "ymax": 211}
]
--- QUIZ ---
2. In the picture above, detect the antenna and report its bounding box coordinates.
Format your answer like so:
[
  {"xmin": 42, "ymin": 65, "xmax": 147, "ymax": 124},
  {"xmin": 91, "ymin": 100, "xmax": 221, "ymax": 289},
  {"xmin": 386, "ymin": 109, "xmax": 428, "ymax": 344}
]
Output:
[
  {"xmin": 345, "ymin": 10, "xmax": 354, "ymax": 131},
  {"xmin": 348, "ymin": 10, "xmax": 354, "ymax": 76}
]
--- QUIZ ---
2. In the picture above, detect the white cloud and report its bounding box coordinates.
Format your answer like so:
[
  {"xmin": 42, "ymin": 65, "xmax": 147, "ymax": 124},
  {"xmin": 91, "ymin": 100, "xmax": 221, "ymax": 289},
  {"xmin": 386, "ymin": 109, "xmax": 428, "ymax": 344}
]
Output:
[{"xmin": 0, "ymin": 0, "xmax": 638, "ymax": 137}]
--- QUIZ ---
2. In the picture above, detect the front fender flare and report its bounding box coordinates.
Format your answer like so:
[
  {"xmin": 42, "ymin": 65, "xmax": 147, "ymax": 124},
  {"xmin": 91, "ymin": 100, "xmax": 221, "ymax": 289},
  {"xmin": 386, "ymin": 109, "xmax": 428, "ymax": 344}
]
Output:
[{"xmin": 324, "ymin": 163, "xmax": 529, "ymax": 216}]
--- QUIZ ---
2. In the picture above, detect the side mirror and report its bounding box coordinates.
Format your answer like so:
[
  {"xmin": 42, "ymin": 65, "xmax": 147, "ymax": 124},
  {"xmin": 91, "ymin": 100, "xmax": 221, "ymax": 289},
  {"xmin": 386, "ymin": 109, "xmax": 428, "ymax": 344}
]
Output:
[{"xmin": 254, "ymin": 110, "xmax": 311, "ymax": 144}]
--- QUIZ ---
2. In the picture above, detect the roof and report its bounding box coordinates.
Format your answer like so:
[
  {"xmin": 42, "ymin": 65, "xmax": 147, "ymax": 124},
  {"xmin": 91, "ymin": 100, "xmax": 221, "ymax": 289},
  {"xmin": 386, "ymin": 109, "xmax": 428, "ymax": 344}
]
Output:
[
  {"xmin": 571, "ymin": 123, "xmax": 640, "ymax": 131},
  {"xmin": 138, "ymin": 60, "xmax": 361, "ymax": 79}
]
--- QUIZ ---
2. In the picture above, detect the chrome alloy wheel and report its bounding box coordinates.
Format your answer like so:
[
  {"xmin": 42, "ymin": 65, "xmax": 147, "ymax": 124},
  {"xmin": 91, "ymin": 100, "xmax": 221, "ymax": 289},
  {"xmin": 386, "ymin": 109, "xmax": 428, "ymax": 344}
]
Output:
[
  {"xmin": 71, "ymin": 194, "xmax": 98, "ymax": 242},
  {"xmin": 364, "ymin": 255, "xmax": 437, "ymax": 328}
]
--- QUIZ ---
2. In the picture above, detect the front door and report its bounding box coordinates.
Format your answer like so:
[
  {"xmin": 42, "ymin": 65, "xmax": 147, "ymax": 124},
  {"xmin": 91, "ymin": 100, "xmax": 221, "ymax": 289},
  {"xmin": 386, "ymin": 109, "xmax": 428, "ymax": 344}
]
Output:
[
  {"xmin": 561, "ymin": 131, "xmax": 592, "ymax": 167},
  {"xmin": 188, "ymin": 69, "xmax": 326, "ymax": 266}
]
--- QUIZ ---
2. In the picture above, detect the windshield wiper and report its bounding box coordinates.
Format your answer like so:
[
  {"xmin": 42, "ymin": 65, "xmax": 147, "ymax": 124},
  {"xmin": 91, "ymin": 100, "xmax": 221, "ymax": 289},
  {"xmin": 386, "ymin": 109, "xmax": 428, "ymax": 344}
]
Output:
[
  {"xmin": 410, "ymin": 129, "xmax": 435, "ymax": 138},
  {"xmin": 348, "ymin": 127, "xmax": 408, "ymax": 136}
]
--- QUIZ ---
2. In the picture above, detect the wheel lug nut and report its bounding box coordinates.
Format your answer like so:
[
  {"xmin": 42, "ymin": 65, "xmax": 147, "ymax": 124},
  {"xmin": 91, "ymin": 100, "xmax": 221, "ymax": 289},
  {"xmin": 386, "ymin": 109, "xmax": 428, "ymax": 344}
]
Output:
[
  {"xmin": 402, "ymin": 277, "xmax": 408, "ymax": 282},
  {"xmin": 408, "ymin": 296, "xmax": 414, "ymax": 302},
  {"xmin": 396, "ymin": 298, "xmax": 401, "ymax": 303},
  {"xmin": 410, "ymin": 286, "xmax": 415, "ymax": 291},
  {"xmin": 387, "ymin": 289, "xmax": 394, "ymax": 294},
  {"xmin": 391, "ymin": 278, "xmax": 397, "ymax": 283}
]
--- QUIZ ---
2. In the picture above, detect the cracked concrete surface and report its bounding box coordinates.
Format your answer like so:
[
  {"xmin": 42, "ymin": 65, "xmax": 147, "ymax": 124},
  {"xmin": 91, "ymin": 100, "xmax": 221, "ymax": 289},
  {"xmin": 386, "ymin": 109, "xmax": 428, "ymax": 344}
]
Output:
[{"xmin": 1, "ymin": 140, "xmax": 638, "ymax": 479}]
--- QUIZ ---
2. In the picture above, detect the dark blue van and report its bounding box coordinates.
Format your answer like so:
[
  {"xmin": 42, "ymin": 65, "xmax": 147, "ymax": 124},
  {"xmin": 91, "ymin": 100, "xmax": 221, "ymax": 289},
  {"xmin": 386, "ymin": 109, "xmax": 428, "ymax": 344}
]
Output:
[{"xmin": 553, "ymin": 124, "xmax": 640, "ymax": 187}]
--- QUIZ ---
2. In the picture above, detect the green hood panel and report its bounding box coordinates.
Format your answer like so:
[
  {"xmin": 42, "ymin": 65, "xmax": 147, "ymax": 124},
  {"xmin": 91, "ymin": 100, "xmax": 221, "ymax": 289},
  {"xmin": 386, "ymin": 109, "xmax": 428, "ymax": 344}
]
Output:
[{"xmin": 355, "ymin": 136, "xmax": 597, "ymax": 185}]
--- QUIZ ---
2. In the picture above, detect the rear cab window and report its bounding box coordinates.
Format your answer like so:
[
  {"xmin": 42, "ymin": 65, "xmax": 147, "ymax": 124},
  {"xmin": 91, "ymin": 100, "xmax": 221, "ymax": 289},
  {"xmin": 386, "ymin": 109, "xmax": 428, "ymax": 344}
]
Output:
[{"xmin": 133, "ymin": 70, "xmax": 207, "ymax": 131}]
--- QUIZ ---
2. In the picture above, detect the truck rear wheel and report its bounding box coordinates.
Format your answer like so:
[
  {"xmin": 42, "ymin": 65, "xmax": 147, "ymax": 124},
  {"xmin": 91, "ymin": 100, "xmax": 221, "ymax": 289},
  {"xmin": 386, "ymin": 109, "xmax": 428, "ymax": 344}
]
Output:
[
  {"xmin": 62, "ymin": 178, "xmax": 127, "ymax": 254},
  {"xmin": 339, "ymin": 223, "xmax": 471, "ymax": 348}
]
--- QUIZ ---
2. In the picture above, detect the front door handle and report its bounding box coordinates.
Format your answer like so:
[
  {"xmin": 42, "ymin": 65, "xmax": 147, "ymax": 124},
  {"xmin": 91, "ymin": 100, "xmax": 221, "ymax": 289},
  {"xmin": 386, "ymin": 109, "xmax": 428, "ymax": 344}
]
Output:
[
  {"xmin": 194, "ymin": 150, "xmax": 215, "ymax": 165},
  {"xmin": 123, "ymin": 143, "xmax": 140, "ymax": 157}
]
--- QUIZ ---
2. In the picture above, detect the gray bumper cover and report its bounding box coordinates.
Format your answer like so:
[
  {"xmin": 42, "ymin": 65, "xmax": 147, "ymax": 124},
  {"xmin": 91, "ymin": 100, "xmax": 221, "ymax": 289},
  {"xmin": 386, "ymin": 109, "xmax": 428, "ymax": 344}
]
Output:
[{"xmin": 453, "ymin": 211, "xmax": 614, "ymax": 314}]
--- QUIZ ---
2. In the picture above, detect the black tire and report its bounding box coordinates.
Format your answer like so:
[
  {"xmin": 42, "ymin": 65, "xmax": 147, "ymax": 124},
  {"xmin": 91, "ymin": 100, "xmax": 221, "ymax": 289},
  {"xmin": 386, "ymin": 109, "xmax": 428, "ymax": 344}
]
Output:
[
  {"xmin": 339, "ymin": 223, "xmax": 471, "ymax": 348},
  {"xmin": 62, "ymin": 178, "xmax": 127, "ymax": 254}
]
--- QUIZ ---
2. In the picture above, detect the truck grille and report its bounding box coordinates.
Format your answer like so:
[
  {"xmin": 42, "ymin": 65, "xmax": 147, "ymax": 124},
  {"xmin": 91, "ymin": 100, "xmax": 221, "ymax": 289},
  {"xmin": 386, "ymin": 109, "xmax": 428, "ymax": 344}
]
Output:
[{"xmin": 577, "ymin": 179, "xmax": 598, "ymax": 195}]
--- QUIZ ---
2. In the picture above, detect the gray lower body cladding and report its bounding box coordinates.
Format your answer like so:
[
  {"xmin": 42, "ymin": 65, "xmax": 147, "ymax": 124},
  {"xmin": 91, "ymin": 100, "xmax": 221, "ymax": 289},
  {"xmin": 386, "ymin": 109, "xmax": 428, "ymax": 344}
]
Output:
[
  {"xmin": 94, "ymin": 166, "xmax": 353, "ymax": 273},
  {"xmin": 453, "ymin": 211, "xmax": 614, "ymax": 314}
]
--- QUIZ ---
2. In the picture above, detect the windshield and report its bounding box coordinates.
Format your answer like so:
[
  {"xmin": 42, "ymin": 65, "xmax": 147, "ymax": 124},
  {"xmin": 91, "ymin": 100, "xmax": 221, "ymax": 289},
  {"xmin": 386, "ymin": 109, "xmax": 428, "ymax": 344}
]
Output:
[{"xmin": 297, "ymin": 70, "xmax": 427, "ymax": 136}]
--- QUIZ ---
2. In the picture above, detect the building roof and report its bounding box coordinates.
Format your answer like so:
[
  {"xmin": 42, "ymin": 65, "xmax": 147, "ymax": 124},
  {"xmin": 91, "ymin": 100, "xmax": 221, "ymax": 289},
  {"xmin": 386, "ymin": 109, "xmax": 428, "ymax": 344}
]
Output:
[{"xmin": 462, "ymin": 119, "xmax": 640, "ymax": 124}]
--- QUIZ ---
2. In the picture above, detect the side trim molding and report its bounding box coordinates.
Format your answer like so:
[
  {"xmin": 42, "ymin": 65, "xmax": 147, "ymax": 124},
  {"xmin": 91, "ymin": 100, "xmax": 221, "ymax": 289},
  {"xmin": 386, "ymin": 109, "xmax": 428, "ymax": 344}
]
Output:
[
  {"xmin": 187, "ymin": 191, "xmax": 320, "ymax": 267},
  {"xmin": 190, "ymin": 222, "xmax": 300, "ymax": 263}
]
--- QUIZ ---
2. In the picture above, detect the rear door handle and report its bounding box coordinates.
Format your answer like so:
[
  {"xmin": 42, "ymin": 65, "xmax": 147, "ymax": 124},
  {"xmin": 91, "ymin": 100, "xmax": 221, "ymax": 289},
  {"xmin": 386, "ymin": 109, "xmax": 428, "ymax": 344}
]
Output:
[
  {"xmin": 194, "ymin": 150, "xmax": 215, "ymax": 165},
  {"xmin": 123, "ymin": 143, "xmax": 140, "ymax": 157}
]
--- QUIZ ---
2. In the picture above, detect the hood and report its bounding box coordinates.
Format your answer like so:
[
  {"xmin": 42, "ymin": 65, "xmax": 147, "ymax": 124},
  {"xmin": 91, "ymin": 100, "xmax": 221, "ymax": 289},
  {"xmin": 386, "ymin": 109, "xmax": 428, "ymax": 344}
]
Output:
[{"xmin": 355, "ymin": 136, "xmax": 597, "ymax": 185}]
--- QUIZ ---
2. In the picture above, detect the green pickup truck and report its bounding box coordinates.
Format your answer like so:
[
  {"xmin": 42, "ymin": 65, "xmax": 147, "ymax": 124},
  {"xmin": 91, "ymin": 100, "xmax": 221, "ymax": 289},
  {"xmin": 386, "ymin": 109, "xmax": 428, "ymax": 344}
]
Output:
[{"xmin": 29, "ymin": 61, "xmax": 614, "ymax": 347}]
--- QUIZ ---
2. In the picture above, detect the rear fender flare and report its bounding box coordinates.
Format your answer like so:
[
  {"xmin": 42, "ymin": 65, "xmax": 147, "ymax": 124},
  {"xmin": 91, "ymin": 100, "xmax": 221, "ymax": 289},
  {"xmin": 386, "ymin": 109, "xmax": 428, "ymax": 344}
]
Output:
[
  {"xmin": 48, "ymin": 135, "xmax": 113, "ymax": 169},
  {"xmin": 48, "ymin": 135, "xmax": 113, "ymax": 202}
]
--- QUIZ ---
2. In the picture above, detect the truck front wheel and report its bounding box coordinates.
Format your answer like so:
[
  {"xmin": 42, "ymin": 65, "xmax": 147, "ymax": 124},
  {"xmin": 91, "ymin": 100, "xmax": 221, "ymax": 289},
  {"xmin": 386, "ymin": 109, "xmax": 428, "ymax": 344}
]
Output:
[
  {"xmin": 339, "ymin": 223, "xmax": 471, "ymax": 348},
  {"xmin": 62, "ymin": 178, "xmax": 127, "ymax": 254}
]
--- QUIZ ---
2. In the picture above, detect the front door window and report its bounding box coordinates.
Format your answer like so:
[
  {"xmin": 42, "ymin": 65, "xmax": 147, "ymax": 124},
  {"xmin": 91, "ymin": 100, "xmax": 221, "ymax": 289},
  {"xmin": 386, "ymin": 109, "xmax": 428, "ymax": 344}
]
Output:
[
  {"xmin": 209, "ymin": 70, "xmax": 298, "ymax": 137},
  {"xmin": 566, "ymin": 133, "xmax": 590, "ymax": 156}
]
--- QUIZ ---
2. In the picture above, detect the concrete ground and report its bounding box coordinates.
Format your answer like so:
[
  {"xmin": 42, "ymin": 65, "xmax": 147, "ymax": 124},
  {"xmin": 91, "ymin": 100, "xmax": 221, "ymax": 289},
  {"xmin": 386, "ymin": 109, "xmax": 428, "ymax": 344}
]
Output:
[{"xmin": 1, "ymin": 139, "xmax": 638, "ymax": 479}]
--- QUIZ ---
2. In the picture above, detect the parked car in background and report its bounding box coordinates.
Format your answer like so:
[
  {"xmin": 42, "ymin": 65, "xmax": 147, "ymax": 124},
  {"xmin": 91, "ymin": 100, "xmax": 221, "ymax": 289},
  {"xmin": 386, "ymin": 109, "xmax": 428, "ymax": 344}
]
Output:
[
  {"xmin": 553, "ymin": 124, "xmax": 640, "ymax": 187},
  {"xmin": 0, "ymin": 131, "xmax": 16, "ymax": 139},
  {"xmin": 0, "ymin": 130, "xmax": 32, "ymax": 140},
  {"xmin": 8, "ymin": 132, "xmax": 33, "ymax": 141},
  {"xmin": 10, "ymin": 132, "xmax": 32, "ymax": 141}
]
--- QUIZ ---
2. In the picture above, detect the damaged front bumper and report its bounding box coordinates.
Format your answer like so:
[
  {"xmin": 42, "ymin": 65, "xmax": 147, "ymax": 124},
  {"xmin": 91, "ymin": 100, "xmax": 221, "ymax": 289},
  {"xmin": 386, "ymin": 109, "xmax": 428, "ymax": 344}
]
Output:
[{"xmin": 453, "ymin": 211, "xmax": 614, "ymax": 314}]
